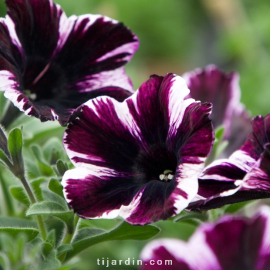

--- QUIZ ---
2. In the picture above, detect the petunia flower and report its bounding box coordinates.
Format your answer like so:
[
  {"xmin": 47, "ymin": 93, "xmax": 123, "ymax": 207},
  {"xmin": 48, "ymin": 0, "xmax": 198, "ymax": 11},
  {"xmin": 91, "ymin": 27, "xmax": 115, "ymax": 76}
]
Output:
[
  {"xmin": 188, "ymin": 113, "xmax": 270, "ymax": 211},
  {"xmin": 61, "ymin": 74, "xmax": 214, "ymax": 225},
  {"xmin": 183, "ymin": 65, "xmax": 252, "ymax": 157},
  {"xmin": 140, "ymin": 206, "xmax": 270, "ymax": 270},
  {"xmin": 0, "ymin": 0, "xmax": 139, "ymax": 126}
]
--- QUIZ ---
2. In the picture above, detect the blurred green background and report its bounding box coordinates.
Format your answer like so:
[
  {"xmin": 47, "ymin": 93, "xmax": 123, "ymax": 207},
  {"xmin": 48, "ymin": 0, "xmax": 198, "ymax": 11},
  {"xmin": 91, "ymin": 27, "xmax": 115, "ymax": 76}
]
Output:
[{"xmin": 0, "ymin": 0, "xmax": 270, "ymax": 269}]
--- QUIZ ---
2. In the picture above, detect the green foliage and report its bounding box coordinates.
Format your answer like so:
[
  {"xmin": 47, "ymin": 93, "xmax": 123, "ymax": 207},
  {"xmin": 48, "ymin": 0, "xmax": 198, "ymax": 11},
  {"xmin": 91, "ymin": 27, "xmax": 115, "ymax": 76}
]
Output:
[
  {"xmin": 65, "ymin": 222, "xmax": 160, "ymax": 261},
  {"xmin": 8, "ymin": 128, "xmax": 24, "ymax": 176},
  {"xmin": 48, "ymin": 179, "xmax": 64, "ymax": 198}
]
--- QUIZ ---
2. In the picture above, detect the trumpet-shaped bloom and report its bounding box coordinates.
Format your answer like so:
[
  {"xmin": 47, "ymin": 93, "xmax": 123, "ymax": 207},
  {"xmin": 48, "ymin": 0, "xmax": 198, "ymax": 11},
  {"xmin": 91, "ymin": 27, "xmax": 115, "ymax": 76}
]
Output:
[
  {"xmin": 189, "ymin": 114, "xmax": 270, "ymax": 211},
  {"xmin": 62, "ymin": 74, "xmax": 214, "ymax": 225},
  {"xmin": 0, "ymin": 0, "xmax": 139, "ymax": 125},
  {"xmin": 183, "ymin": 65, "xmax": 251, "ymax": 157},
  {"xmin": 140, "ymin": 207, "xmax": 270, "ymax": 270}
]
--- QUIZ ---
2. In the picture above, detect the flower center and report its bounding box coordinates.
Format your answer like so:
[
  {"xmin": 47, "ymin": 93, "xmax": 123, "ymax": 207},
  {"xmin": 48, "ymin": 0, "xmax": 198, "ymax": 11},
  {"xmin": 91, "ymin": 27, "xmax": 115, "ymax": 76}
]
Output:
[{"xmin": 159, "ymin": 169, "xmax": 174, "ymax": 182}]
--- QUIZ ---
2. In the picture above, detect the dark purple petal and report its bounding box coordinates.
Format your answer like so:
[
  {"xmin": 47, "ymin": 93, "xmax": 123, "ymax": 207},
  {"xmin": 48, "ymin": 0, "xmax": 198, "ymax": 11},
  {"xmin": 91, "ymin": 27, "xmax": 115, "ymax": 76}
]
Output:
[
  {"xmin": 62, "ymin": 74, "xmax": 214, "ymax": 224},
  {"xmin": 1, "ymin": 0, "xmax": 138, "ymax": 125},
  {"xmin": 183, "ymin": 65, "xmax": 240, "ymax": 137},
  {"xmin": 54, "ymin": 14, "xmax": 138, "ymax": 92},
  {"xmin": 241, "ymin": 143, "xmax": 270, "ymax": 193},
  {"xmin": 196, "ymin": 160, "xmax": 246, "ymax": 199},
  {"xmin": 169, "ymin": 102, "xmax": 214, "ymax": 164},
  {"xmin": 240, "ymin": 115, "xmax": 270, "ymax": 161},
  {"xmin": 183, "ymin": 65, "xmax": 252, "ymax": 157},
  {"xmin": 62, "ymin": 168, "xmax": 142, "ymax": 220},
  {"xmin": 0, "ymin": 19, "xmax": 22, "ymax": 93}
]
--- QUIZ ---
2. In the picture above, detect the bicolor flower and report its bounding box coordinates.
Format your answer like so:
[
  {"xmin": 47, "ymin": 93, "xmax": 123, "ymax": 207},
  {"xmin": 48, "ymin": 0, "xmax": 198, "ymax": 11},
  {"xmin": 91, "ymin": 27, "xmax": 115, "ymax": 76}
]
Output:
[
  {"xmin": 140, "ymin": 206, "xmax": 270, "ymax": 270},
  {"xmin": 62, "ymin": 74, "xmax": 214, "ymax": 225},
  {"xmin": 183, "ymin": 65, "xmax": 251, "ymax": 157},
  {"xmin": 188, "ymin": 113, "xmax": 270, "ymax": 211},
  {"xmin": 0, "ymin": 0, "xmax": 139, "ymax": 126}
]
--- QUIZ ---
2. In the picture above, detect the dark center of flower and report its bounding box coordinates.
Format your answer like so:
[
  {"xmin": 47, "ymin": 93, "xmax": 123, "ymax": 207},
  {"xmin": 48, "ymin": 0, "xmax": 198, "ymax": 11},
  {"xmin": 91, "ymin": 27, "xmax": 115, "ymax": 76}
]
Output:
[
  {"xmin": 23, "ymin": 59, "xmax": 67, "ymax": 101},
  {"xmin": 132, "ymin": 144, "xmax": 177, "ymax": 185}
]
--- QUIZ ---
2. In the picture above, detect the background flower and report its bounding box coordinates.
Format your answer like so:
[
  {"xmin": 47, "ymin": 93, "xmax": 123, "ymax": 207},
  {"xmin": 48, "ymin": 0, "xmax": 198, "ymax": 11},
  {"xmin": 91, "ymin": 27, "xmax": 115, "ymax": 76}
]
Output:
[
  {"xmin": 183, "ymin": 65, "xmax": 251, "ymax": 157},
  {"xmin": 140, "ymin": 206, "xmax": 270, "ymax": 270},
  {"xmin": 0, "ymin": 0, "xmax": 138, "ymax": 125}
]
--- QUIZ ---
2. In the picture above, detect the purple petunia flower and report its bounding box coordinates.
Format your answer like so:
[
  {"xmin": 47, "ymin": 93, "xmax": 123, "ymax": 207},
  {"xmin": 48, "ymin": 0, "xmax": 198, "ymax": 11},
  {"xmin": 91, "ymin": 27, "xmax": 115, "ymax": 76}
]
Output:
[
  {"xmin": 140, "ymin": 206, "xmax": 270, "ymax": 270},
  {"xmin": 0, "ymin": 0, "xmax": 139, "ymax": 126},
  {"xmin": 61, "ymin": 74, "xmax": 214, "ymax": 225},
  {"xmin": 183, "ymin": 65, "xmax": 252, "ymax": 157},
  {"xmin": 189, "ymin": 113, "xmax": 270, "ymax": 211}
]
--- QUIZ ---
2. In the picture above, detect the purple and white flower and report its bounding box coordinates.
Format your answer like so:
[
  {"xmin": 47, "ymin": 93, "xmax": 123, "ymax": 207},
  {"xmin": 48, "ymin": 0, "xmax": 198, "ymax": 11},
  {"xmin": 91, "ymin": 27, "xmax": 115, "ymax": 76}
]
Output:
[
  {"xmin": 189, "ymin": 113, "xmax": 270, "ymax": 211},
  {"xmin": 0, "ymin": 0, "xmax": 139, "ymax": 125},
  {"xmin": 183, "ymin": 65, "xmax": 251, "ymax": 157},
  {"xmin": 62, "ymin": 74, "xmax": 214, "ymax": 225},
  {"xmin": 140, "ymin": 206, "xmax": 270, "ymax": 270}
]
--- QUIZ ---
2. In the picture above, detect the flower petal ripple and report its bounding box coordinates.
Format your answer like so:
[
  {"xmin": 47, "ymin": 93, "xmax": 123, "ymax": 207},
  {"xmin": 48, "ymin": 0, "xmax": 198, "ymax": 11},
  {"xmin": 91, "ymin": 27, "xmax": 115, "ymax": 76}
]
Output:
[
  {"xmin": 62, "ymin": 74, "xmax": 214, "ymax": 225},
  {"xmin": 0, "ymin": 0, "xmax": 139, "ymax": 125}
]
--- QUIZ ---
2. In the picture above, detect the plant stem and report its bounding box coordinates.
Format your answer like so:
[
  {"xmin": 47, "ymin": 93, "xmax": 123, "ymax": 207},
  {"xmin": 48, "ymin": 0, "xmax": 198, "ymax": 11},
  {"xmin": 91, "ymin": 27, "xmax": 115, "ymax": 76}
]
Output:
[{"xmin": 19, "ymin": 175, "xmax": 47, "ymax": 241}]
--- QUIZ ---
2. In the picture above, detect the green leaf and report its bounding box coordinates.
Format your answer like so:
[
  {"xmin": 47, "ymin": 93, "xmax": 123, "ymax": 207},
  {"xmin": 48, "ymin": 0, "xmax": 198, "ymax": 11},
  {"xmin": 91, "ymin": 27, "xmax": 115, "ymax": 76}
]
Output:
[
  {"xmin": 42, "ymin": 138, "xmax": 63, "ymax": 164},
  {"xmin": 48, "ymin": 179, "xmax": 64, "ymax": 198},
  {"xmin": 56, "ymin": 160, "xmax": 68, "ymax": 177},
  {"xmin": 0, "ymin": 170, "xmax": 15, "ymax": 216},
  {"xmin": 39, "ymin": 250, "xmax": 61, "ymax": 270},
  {"xmin": 0, "ymin": 228, "xmax": 39, "ymax": 241},
  {"xmin": 31, "ymin": 178, "xmax": 46, "ymax": 201},
  {"xmin": 26, "ymin": 201, "xmax": 69, "ymax": 215},
  {"xmin": 225, "ymin": 201, "xmax": 251, "ymax": 214},
  {"xmin": 42, "ymin": 190, "xmax": 68, "ymax": 210},
  {"xmin": 174, "ymin": 212, "xmax": 208, "ymax": 223},
  {"xmin": 8, "ymin": 128, "xmax": 24, "ymax": 176},
  {"xmin": 0, "ymin": 217, "xmax": 37, "ymax": 228},
  {"xmin": 0, "ymin": 149, "xmax": 13, "ymax": 169},
  {"xmin": 10, "ymin": 178, "xmax": 46, "ymax": 206},
  {"xmin": 46, "ymin": 217, "xmax": 65, "ymax": 248},
  {"xmin": 42, "ymin": 242, "xmax": 54, "ymax": 257},
  {"xmin": 26, "ymin": 202, "xmax": 74, "ymax": 233},
  {"xmin": 31, "ymin": 145, "xmax": 54, "ymax": 176},
  {"xmin": 65, "ymin": 221, "xmax": 160, "ymax": 261},
  {"xmin": 42, "ymin": 189, "xmax": 69, "ymax": 210},
  {"xmin": 0, "ymin": 252, "xmax": 10, "ymax": 270},
  {"xmin": 10, "ymin": 185, "xmax": 30, "ymax": 206},
  {"xmin": 57, "ymin": 244, "xmax": 73, "ymax": 256},
  {"xmin": 72, "ymin": 228, "xmax": 105, "ymax": 243},
  {"xmin": 215, "ymin": 125, "xmax": 225, "ymax": 142},
  {"xmin": 0, "ymin": 126, "xmax": 9, "ymax": 159},
  {"xmin": 46, "ymin": 230, "xmax": 56, "ymax": 248}
]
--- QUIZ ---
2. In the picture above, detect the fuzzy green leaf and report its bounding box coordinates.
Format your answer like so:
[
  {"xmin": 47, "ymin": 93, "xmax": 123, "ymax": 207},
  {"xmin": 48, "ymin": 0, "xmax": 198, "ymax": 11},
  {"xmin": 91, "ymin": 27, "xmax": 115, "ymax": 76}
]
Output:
[
  {"xmin": 56, "ymin": 160, "xmax": 68, "ymax": 176},
  {"xmin": 39, "ymin": 250, "xmax": 61, "ymax": 270},
  {"xmin": 48, "ymin": 179, "xmax": 64, "ymax": 198},
  {"xmin": 26, "ymin": 202, "xmax": 74, "ymax": 233},
  {"xmin": 57, "ymin": 244, "xmax": 73, "ymax": 256},
  {"xmin": 10, "ymin": 178, "xmax": 46, "ymax": 206},
  {"xmin": 65, "ymin": 221, "xmax": 160, "ymax": 261},
  {"xmin": 8, "ymin": 128, "xmax": 24, "ymax": 176},
  {"xmin": 0, "ymin": 228, "xmax": 39, "ymax": 241}
]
